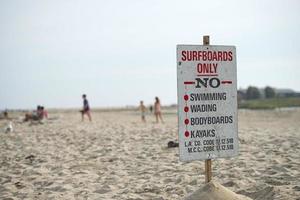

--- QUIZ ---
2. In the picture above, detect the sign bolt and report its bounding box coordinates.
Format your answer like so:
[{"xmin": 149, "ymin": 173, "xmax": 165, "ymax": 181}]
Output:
[
  {"xmin": 184, "ymin": 106, "xmax": 189, "ymax": 112},
  {"xmin": 184, "ymin": 119, "xmax": 189, "ymax": 125},
  {"xmin": 184, "ymin": 95, "xmax": 189, "ymax": 101},
  {"xmin": 185, "ymin": 131, "xmax": 190, "ymax": 137}
]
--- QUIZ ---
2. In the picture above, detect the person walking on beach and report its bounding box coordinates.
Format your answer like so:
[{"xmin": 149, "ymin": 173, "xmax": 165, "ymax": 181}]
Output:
[
  {"xmin": 139, "ymin": 101, "xmax": 147, "ymax": 123},
  {"xmin": 81, "ymin": 94, "xmax": 92, "ymax": 122},
  {"xmin": 154, "ymin": 97, "xmax": 164, "ymax": 123}
]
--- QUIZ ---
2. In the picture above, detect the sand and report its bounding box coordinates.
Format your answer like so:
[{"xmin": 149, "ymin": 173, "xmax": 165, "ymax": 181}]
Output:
[
  {"xmin": 184, "ymin": 180, "xmax": 252, "ymax": 200},
  {"xmin": 0, "ymin": 108, "xmax": 300, "ymax": 200}
]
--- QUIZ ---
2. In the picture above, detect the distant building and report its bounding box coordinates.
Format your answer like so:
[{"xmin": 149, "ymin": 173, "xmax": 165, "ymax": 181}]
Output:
[
  {"xmin": 237, "ymin": 90, "xmax": 246, "ymax": 102},
  {"xmin": 275, "ymin": 89, "xmax": 300, "ymax": 97}
]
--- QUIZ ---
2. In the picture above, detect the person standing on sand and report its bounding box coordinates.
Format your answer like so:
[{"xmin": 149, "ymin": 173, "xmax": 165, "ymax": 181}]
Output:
[
  {"xmin": 139, "ymin": 101, "xmax": 147, "ymax": 123},
  {"xmin": 154, "ymin": 97, "xmax": 164, "ymax": 123},
  {"xmin": 149, "ymin": 105, "xmax": 153, "ymax": 113},
  {"xmin": 81, "ymin": 94, "xmax": 92, "ymax": 122}
]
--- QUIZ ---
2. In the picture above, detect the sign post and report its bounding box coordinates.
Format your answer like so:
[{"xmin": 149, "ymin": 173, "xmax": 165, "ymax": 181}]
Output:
[
  {"xmin": 177, "ymin": 35, "xmax": 238, "ymax": 183},
  {"xmin": 203, "ymin": 35, "xmax": 212, "ymax": 183}
]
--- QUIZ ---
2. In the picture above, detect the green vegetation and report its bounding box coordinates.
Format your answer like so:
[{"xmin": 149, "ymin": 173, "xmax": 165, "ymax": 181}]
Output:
[
  {"xmin": 264, "ymin": 86, "xmax": 276, "ymax": 98},
  {"xmin": 238, "ymin": 97, "xmax": 300, "ymax": 109},
  {"xmin": 246, "ymin": 86, "xmax": 261, "ymax": 99}
]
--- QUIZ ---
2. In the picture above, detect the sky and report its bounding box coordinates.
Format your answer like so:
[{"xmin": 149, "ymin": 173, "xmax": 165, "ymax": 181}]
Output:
[{"xmin": 0, "ymin": 0, "xmax": 300, "ymax": 109}]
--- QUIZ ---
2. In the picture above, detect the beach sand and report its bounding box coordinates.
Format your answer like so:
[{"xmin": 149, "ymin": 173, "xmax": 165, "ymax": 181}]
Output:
[{"xmin": 0, "ymin": 108, "xmax": 299, "ymax": 200}]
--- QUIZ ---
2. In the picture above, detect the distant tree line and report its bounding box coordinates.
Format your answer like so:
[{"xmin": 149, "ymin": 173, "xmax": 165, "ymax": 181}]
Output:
[
  {"xmin": 264, "ymin": 86, "xmax": 276, "ymax": 98},
  {"xmin": 238, "ymin": 86, "xmax": 300, "ymax": 101}
]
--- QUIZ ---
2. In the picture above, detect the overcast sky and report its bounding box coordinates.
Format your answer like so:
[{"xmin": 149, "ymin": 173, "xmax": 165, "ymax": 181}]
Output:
[{"xmin": 1, "ymin": 0, "xmax": 299, "ymax": 109}]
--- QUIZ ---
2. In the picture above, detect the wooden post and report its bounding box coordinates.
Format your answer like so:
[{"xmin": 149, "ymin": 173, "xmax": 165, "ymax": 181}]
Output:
[
  {"xmin": 203, "ymin": 35, "xmax": 210, "ymax": 45},
  {"xmin": 203, "ymin": 35, "xmax": 212, "ymax": 183},
  {"xmin": 205, "ymin": 159, "xmax": 212, "ymax": 182}
]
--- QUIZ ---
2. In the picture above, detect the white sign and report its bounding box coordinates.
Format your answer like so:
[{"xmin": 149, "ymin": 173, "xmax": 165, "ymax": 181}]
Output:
[{"xmin": 177, "ymin": 45, "xmax": 238, "ymax": 161}]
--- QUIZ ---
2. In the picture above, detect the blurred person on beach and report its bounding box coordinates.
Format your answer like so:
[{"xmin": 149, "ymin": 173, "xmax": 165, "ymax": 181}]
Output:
[
  {"xmin": 40, "ymin": 106, "xmax": 48, "ymax": 119},
  {"xmin": 154, "ymin": 97, "xmax": 164, "ymax": 123},
  {"xmin": 0, "ymin": 110, "xmax": 9, "ymax": 120},
  {"xmin": 3, "ymin": 110, "xmax": 8, "ymax": 119},
  {"xmin": 24, "ymin": 106, "xmax": 37, "ymax": 122},
  {"xmin": 138, "ymin": 101, "xmax": 147, "ymax": 123},
  {"xmin": 149, "ymin": 105, "xmax": 153, "ymax": 113},
  {"xmin": 24, "ymin": 105, "xmax": 48, "ymax": 122},
  {"xmin": 81, "ymin": 94, "xmax": 92, "ymax": 122}
]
